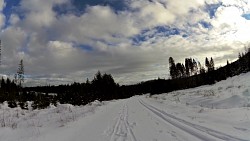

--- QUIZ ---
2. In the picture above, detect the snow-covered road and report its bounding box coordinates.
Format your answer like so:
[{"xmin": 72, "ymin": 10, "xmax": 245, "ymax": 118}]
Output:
[
  {"xmin": 139, "ymin": 99, "xmax": 248, "ymax": 141},
  {"xmin": 21, "ymin": 96, "xmax": 247, "ymax": 141},
  {"xmin": 1, "ymin": 73, "xmax": 250, "ymax": 141}
]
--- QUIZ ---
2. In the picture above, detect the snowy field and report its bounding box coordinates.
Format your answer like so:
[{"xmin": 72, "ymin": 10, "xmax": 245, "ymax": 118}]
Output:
[{"xmin": 1, "ymin": 73, "xmax": 250, "ymax": 141}]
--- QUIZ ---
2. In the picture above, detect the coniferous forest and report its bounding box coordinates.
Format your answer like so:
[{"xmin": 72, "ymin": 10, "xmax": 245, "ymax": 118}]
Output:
[{"xmin": 0, "ymin": 49, "xmax": 249, "ymax": 109}]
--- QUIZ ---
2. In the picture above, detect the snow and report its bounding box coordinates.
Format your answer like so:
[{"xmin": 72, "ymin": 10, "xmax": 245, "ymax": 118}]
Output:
[{"xmin": 1, "ymin": 73, "xmax": 250, "ymax": 141}]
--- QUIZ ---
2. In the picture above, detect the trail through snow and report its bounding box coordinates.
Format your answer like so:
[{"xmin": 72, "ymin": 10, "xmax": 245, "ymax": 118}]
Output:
[
  {"xmin": 1, "ymin": 73, "xmax": 250, "ymax": 141},
  {"xmin": 2, "ymin": 96, "xmax": 248, "ymax": 141},
  {"xmin": 139, "ymin": 99, "xmax": 248, "ymax": 141},
  {"xmin": 110, "ymin": 103, "xmax": 136, "ymax": 141}
]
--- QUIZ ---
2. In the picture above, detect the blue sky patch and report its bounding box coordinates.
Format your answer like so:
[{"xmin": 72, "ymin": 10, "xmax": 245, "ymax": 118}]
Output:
[
  {"xmin": 199, "ymin": 21, "xmax": 212, "ymax": 29},
  {"xmin": 3, "ymin": 0, "xmax": 21, "ymax": 27},
  {"xmin": 131, "ymin": 26, "xmax": 181, "ymax": 45},
  {"xmin": 155, "ymin": 26, "xmax": 180, "ymax": 36},
  {"xmin": 74, "ymin": 44, "xmax": 94, "ymax": 52},
  {"xmin": 53, "ymin": 0, "xmax": 129, "ymax": 16},
  {"xmin": 204, "ymin": 2, "xmax": 222, "ymax": 18},
  {"xmin": 242, "ymin": 14, "xmax": 250, "ymax": 20}
]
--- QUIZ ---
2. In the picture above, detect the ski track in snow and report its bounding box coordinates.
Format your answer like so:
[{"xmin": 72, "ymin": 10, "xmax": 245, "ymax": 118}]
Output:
[
  {"xmin": 139, "ymin": 99, "xmax": 248, "ymax": 141},
  {"xmin": 109, "ymin": 102, "xmax": 137, "ymax": 141}
]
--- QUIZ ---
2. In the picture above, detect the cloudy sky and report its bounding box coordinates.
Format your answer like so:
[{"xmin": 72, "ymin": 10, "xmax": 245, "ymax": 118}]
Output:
[{"xmin": 0, "ymin": 0, "xmax": 249, "ymax": 86}]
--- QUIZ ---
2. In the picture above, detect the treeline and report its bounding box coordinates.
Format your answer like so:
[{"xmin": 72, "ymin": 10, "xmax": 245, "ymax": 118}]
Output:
[
  {"xmin": 0, "ymin": 77, "xmax": 32, "ymax": 109},
  {"xmin": 0, "ymin": 60, "xmax": 27, "ymax": 108},
  {"xmin": 0, "ymin": 49, "xmax": 250, "ymax": 109},
  {"xmin": 124, "ymin": 49, "xmax": 250, "ymax": 95},
  {"xmin": 0, "ymin": 71, "xmax": 120, "ymax": 109},
  {"xmin": 24, "ymin": 71, "xmax": 120, "ymax": 109},
  {"xmin": 169, "ymin": 57, "xmax": 214, "ymax": 79}
]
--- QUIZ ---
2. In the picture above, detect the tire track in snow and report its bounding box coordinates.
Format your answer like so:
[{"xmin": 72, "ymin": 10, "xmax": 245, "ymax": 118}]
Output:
[
  {"xmin": 124, "ymin": 104, "xmax": 137, "ymax": 141},
  {"xmin": 110, "ymin": 113, "xmax": 122, "ymax": 141},
  {"xmin": 139, "ymin": 99, "xmax": 248, "ymax": 141},
  {"xmin": 109, "ymin": 102, "xmax": 136, "ymax": 141}
]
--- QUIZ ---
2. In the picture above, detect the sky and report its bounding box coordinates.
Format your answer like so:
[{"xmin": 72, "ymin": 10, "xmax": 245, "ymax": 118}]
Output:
[{"xmin": 0, "ymin": 0, "xmax": 250, "ymax": 86}]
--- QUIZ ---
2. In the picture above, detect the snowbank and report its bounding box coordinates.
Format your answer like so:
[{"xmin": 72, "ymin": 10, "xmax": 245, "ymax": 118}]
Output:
[
  {"xmin": 153, "ymin": 72, "xmax": 250, "ymax": 109},
  {"xmin": 0, "ymin": 100, "xmax": 106, "ymax": 140}
]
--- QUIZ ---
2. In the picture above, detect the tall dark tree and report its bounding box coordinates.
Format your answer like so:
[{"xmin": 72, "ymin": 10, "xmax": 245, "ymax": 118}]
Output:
[
  {"xmin": 210, "ymin": 57, "xmax": 214, "ymax": 71},
  {"xmin": 86, "ymin": 78, "xmax": 90, "ymax": 84},
  {"xmin": 176, "ymin": 63, "xmax": 185, "ymax": 78},
  {"xmin": 197, "ymin": 61, "xmax": 206, "ymax": 74},
  {"xmin": 169, "ymin": 57, "xmax": 177, "ymax": 79},
  {"xmin": 205, "ymin": 57, "xmax": 210, "ymax": 72},
  {"xmin": 185, "ymin": 58, "xmax": 190, "ymax": 77},
  {"xmin": 184, "ymin": 58, "xmax": 195, "ymax": 76},
  {"xmin": 189, "ymin": 58, "xmax": 194, "ymax": 75},
  {"xmin": 200, "ymin": 66, "xmax": 206, "ymax": 74},
  {"xmin": 185, "ymin": 58, "xmax": 193, "ymax": 76},
  {"xmin": 193, "ymin": 59, "xmax": 198, "ymax": 75},
  {"xmin": 181, "ymin": 64, "xmax": 185, "ymax": 77},
  {"xmin": 92, "ymin": 72, "xmax": 118, "ymax": 100}
]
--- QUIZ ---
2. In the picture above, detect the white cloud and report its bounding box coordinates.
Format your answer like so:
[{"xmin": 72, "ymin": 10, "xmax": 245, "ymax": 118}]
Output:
[
  {"xmin": 0, "ymin": 0, "xmax": 249, "ymax": 86},
  {"xmin": 9, "ymin": 14, "xmax": 20, "ymax": 25},
  {"xmin": 0, "ymin": 0, "xmax": 5, "ymax": 29},
  {"xmin": 132, "ymin": 1, "xmax": 175, "ymax": 27},
  {"xmin": 0, "ymin": 13, "xmax": 5, "ymax": 29},
  {"xmin": 167, "ymin": 0, "xmax": 204, "ymax": 16},
  {"xmin": 0, "ymin": 0, "xmax": 5, "ymax": 11},
  {"xmin": 128, "ymin": 0, "xmax": 205, "ymax": 30},
  {"xmin": 48, "ymin": 41, "xmax": 75, "ymax": 58},
  {"xmin": 18, "ymin": 0, "xmax": 66, "ymax": 29}
]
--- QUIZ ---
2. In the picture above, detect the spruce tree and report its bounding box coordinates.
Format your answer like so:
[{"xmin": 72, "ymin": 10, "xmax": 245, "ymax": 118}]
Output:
[
  {"xmin": 185, "ymin": 58, "xmax": 190, "ymax": 77},
  {"xmin": 176, "ymin": 63, "xmax": 184, "ymax": 78},
  {"xmin": 15, "ymin": 60, "xmax": 24, "ymax": 86},
  {"xmin": 193, "ymin": 59, "xmax": 198, "ymax": 75},
  {"xmin": 205, "ymin": 57, "xmax": 210, "ymax": 72},
  {"xmin": 169, "ymin": 57, "xmax": 177, "ymax": 79},
  {"xmin": 189, "ymin": 58, "xmax": 194, "ymax": 75},
  {"xmin": 210, "ymin": 57, "xmax": 214, "ymax": 71}
]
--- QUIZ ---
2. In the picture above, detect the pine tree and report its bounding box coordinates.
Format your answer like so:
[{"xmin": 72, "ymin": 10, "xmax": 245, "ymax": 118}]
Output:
[
  {"xmin": 193, "ymin": 59, "xmax": 198, "ymax": 75},
  {"xmin": 185, "ymin": 58, "xmax": 190, "ymax": 77},
  {"xmin": 205, "ymin": 57, "xmax": 210, "ymax": 72},
  {"xmin": 200, "ymin": 66, "xmax": 206, "ymax": 74},
  {"xmin": 15, "ymin": 60, "xmax": 24, "ymax": 86},
  {"xmin": 181, "ymin": 64, "xmax": 185, "ymax": 77},
  {"xmin": 169, "ymin": 57, "xmax": 177, "ymax": 79},
  {"xmin": 210, "ymin": 57, "xmax": 214, "ymax": 71},
  {"xmin": 198, "ymin": 61, "xmax": 202, "ymax": 74},
  {"xmin": 189, "ymin": 58, "xmax": 194, "ymax": 75},
  {"xmin": 176, "ymin": 63, "xmax": 184, "ymax": 78}
]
